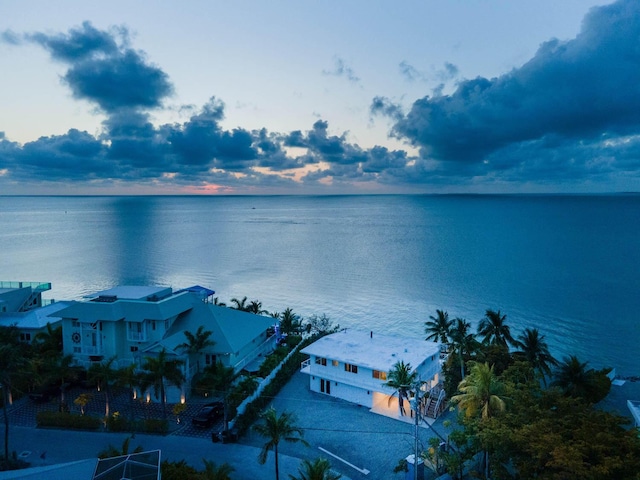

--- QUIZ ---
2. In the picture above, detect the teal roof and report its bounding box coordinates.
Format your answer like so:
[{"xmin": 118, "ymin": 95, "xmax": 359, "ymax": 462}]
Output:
[{"xmin": 148, "ymin": 303, "xmax": 275, "ymax": 357}]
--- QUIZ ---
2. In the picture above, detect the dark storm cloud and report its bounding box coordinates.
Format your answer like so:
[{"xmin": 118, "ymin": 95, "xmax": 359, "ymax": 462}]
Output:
[
  {"xmin": 283, "ymin": 120, "xmax": 369, "ymax": 165},
  {"xmin": 165, "ymin": 97, "xmax": 258, "ymax": 171},
  {"xmin": 370, "ymin": 96, "xmax": 404, "ymax": 122},
  {"xmin": 19, "ymin": 22, "xmax": 173, "ymax": 112},
  {"xmin": 0, "ymin": 129, "xmax": 112, "ymax": 180},
  {"xmin": 27, "ymin": 21, "xmax": 120, "ymax": 61},
  {"xmin": 390, "ymin": 0, "xmax": 640, "ymax": 182}
]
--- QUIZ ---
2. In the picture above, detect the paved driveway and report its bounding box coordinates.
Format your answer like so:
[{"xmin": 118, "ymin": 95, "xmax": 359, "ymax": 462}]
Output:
[
  {"xmin": 4, "ymin": 373, "xmax": 456, "ymax": 480},
  {"xmin": 241, "ymin": 371, "xmax": 454, "ymax": 480}
]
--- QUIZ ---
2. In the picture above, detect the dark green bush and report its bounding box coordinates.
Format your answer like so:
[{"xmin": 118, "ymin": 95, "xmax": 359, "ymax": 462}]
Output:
[
  {"xmin": 234, "ymin": 337, "xmax": 315, "ymax": 434},
  {"xmin": 36, "ymin": 411, "xmax": 101, "ymax": 430},
  {"xmin": 140, "ymin": 418, "xmax": 169, "ymax": 434},
  {"xmin": 104, "ymin": 413, "xmax": 168, "ymax": 435},
  {"xmin": 105, "ymin": 413, "xmax": 128, "ymax": 432}
]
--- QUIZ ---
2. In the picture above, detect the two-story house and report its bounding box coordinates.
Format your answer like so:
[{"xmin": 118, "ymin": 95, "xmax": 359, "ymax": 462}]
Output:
[
  {"xmin": 0, "ymin": 281, "xmax": 67, "ymax": 342},
  {"xmin": 301, "ymin": 329, "xmax": 441, "ymax": 418},
  {"xmin": 55, "ymin": 285, "xmax": 276, "ymax": 402}
]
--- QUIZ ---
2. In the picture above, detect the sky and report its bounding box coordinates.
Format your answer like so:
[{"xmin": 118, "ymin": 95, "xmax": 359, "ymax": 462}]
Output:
[{"xmin": 1, "ymin": 0, "xmax": 639, "ymax": 195}]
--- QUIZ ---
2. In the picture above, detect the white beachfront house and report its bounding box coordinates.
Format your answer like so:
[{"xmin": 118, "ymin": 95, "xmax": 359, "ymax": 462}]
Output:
[
  {"xmin": 55, "ymin": 285, "xmax": 277, "ymax": 402},
  {"xmin": 301, "ymin": 330, "xmax": 442, "ymax": 417},
  {"xmin": 0, "ymin": 281, "xmax": 68, "ymax": 342}
]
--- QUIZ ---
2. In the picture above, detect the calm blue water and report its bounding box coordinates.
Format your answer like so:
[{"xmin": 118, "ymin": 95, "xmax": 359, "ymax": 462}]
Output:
[{"xmin": 1, "ymin": 194, "xmax": 638, "ymax": 375}]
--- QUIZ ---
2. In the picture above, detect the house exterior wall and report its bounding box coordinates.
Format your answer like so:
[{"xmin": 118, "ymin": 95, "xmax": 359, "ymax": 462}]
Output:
[{"xmin": 302, "ymin": 339, "xmax": 442, "ymax": 410}]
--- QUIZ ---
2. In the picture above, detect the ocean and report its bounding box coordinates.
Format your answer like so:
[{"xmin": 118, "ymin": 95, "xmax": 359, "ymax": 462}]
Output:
[{"xmin": 1, "ymin": 194, "xmax": 638, "ymax": 377}]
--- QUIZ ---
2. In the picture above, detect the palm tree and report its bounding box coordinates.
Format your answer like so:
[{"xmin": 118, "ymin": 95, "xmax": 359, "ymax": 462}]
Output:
[
  {"xmin": 384, "ymin": 361, "xmax": 418, "ymax": 415},
  {"xmin": 280, "ymin": 308, "xmax": 302, "ymax": 335},
  {"xmin": 230, "ymin": 296, "xmax": 249, "ymax": 311},
  {"xmin": 213, "ymin": 297, "xmax": 227, "ymax": 307},
  {"xmin": 97, "ymin": 435, "xmax": 143, "ymax": 459},
  {"xmin": 178, "ymin": 326, "xmax": 215, "ymax": 374},
  {"xmin": 207, "ymin": 361, "xmax": 238, "ymax": 431},
  {"xmin": 253, "ymin": 407, "xmax": 308, "ymax": 480},
  {"xmin": 513, "ymin": 328, "xmax": 557, "ymax": 384},
  {"xmin": 140, "ymin": 349, "xmax": 185, "ymax": 419},
  {"xmin": 32, "ymin": 322, "xmax": 62, "ymax": 356},
  {"xmin": 289, "ymin": 458, "xmax": 342, "ymax": 480},
  {"xmin": 246, "ymin": 300, "xmax": 268, "ymax": 315},
  {"xmin": 47, "ymin": 353, "xmax": 78, "ymax": 406},
  {"xmin": 449, "ymin": 318, "xmax": 478, "ymax": 379},
  {"xmin": 477, "ymin": 309, "xmax": 515, "ymax": 347},
  {"xmin": 0, "ymin": 326, "xmax": 28, "ymax": 459},
  {"xmin": 115, "ymin": 364, "xmax": 142, "ymax": 422},
  {"xmin": 550, "ymin": 355, "xmax": 593, "ymax": 398},
  {"xmin": 452, "ymin": 362, "xmax": 506, "ymax": 420},
  {"xmin": 201, "ymin": 459, "xmax": 235, "ymax": 480},
  {"xmin": 425, "ymin": 309, "xmax": 452, "ymax": 344},
  {"xmin": 88, "ymin": 356, "xmax": 118, "ymax": 416},
  {"xmin": 451, "ymin": 362, "xmax": 507, "ymax": 479}
]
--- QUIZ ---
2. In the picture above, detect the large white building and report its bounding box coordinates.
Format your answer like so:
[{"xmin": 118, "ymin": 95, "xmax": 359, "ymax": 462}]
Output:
[
  {"xmin": 301, "ymin": 330, "xmax": 441, "ymax": 417},
  {"xmin": 55, "ymin": 285, "xmax": 277, "ymax": 402},
  {"xmin": 0, "ymin": 281, "xmax": 68, "ymax": 342}
]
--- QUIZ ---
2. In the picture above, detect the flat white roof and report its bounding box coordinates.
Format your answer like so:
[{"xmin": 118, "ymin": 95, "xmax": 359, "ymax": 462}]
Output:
[
  {"xmin": 302, "ymin": 329, "xmax": 440, "ymax": 372},
  {"xmin": 86, "ymin": 286, "xmax": 170, "ymax": 301}
]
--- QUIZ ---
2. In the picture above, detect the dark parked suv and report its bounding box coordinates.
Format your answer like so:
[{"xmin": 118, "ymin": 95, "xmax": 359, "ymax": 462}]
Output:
[{"xmin": 191, "ymin": 402, "xmax": 224, "ymax": 428}]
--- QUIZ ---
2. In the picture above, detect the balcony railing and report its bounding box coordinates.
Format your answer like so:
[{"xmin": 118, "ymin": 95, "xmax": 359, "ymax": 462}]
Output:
[
  {"xmin": 81, "ymin": 346, "xmax": 103, "ymax": 355},
  {"xmin": 300, "ymin": 359, "xmax": 310, "ymax": 372},
  {"xmin": 127, "ymin": 332, "xmax": 147, "ymax": 342}
]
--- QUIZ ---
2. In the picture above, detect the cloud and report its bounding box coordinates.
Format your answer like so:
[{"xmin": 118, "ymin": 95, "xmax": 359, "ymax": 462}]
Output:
[
  {"xmin": 370, "ymin": 96, "xmax": 404, "ymax": 122},
  {"xmin": 399, "ymin": 61, "xmax": 459, "ymax": 84},
  {"xmin": 17, "ymin": 22, "xmax": 173, "ymax": 112},
  {"xmin": 5, "ymin": 5, "xmax": 640, "ymax": 194},
  {"xmin": 390, "ymin": 0, "xmax": 640, "ymax": 186},
  {"xmin": 322, "ymin": 56, "xmax": 360, "ymax": 83},
  {"xmin": 399, "ymin": 61, "xmax": 425, "ymax": 82}
]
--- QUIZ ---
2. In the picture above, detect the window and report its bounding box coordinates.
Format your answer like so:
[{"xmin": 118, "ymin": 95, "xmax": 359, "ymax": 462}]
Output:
[
  {"xmin": 315, "ymin": 357, "xmax": 327, "ymax": 366},
  {"xmin": 373, "ymin": 370, "xmax": 387, "ymax": 380},
  {"xmin": 332, "ymin": 360, "xmax": 339, "ymax": 367},
  {"xmin": 72, "ymin": 320, "xmax": 80, "ymax": 328},
  {"xmin": 127, "ymin": 322, "xmax": 146, "ymax": 342},
  {"xmin": 344, "ymin": 363, "xmax": 358, "ymax": 374},
  {"xmin": 73, "ymin": 347, "xmax": 81, "ymax": 353},
  {"xmin": 206, "ymin": 354, "xmax": 216, "ymax": 366},
  {"xmin": 20, "ymin": 333, "xmax": 31, "ymax": 341},
  {"xmin": 151, "ymin": 320, "xmax": 156, "ymax": 331}
]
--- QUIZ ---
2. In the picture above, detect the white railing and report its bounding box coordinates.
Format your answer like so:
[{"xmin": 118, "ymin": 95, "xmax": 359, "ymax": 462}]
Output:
[
  {"xmin": 233, "ymin": 334, "xmax": 276, "ymax": 371},
  {"xmin": 127, "ymin": 332, "xmax": 147, "ymax": 342},
  {"xmin": 300, "ymin": 358, "xmax": 310, "ymax": 371},
  {"xmin": 82, "ymin": 346, "xmax": 102, "ymax": 355}
]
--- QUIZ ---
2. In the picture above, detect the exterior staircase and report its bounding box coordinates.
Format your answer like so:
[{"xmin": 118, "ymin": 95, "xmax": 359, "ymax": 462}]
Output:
[{"xmin": 424, "ymin": 386, "xmax": 447, "ymax": 419}]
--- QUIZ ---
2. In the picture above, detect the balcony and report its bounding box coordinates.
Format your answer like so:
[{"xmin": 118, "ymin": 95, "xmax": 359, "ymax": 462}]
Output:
[
  {"xmin": 300, "ymin": 358, "xmax": 310, "ymax": 373},
  {"xmin": 81, "ymin": 346, "xmax": 103, "ymax": 356},
  {"xmin": 127, "ymin": 332, "xmax": 147, "ymax": 342}
]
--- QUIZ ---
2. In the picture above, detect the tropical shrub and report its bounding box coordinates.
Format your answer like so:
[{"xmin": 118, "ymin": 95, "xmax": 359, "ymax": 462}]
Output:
[{"xmin": 36, "ymin": 411, "xmax": 101, "ymax": 430}]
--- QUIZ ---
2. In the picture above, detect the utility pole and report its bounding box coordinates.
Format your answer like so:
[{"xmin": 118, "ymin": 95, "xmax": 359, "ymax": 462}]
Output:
[{"xmin": 410, "ymin": 384, "xmax": 421, "ymax": 480}]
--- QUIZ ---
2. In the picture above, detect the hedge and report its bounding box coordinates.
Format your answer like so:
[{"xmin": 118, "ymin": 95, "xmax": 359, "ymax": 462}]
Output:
[
  {"xmin": 36, "ymin": 411, "xmax": 101, "ymax": 430},
  {"xmin": 233, "ymin": 336, "xmax": 315, "ymax": 434}
]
